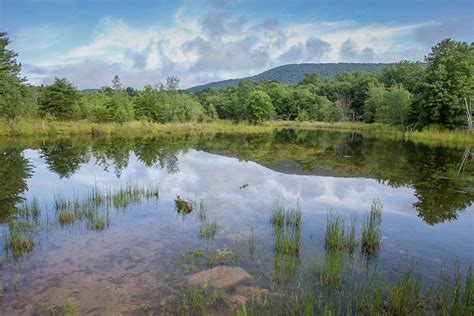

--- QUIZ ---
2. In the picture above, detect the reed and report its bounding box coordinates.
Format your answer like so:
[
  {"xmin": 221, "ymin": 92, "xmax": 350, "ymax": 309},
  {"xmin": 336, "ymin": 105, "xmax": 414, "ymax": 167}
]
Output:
[
  {"xmin": 386, "ymin": 270, "xmax": 422, "ymax": 315},
  {"xmin": 58, "ymin": 210, "xmax": 74, "ymax": 226},
  {"xmin": 199, "ymin": 220, "xmax": 217, "ymax": 239},
  {"xmin": 325, "ymin": 212, "xmax": 357, "ymax": 252},
  {"xmin": 361, "ymin": 199, "xmax": 382, "ymax": 254}
]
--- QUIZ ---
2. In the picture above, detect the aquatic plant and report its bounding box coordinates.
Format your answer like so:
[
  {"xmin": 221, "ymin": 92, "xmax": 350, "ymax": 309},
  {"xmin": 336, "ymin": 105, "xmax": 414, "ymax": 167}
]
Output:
[
  {"xmin": 58, "ymin": 210, "xmax": 74, "ymax": 226},
  {"xmin": 140, "ymin": 300, "xmax": 151, "ymax": 312},
  {"xmin": 88, "ymin": 215, "xmax": 106, "ymax": 231},
  {"xmin": 62, "ymin": 296, "xmax": 78, "ymax": 316},
  {"xmin": 386, "ymin": 270, "xmax": 422, "ymax": 315},
  {"xmin": 325, "ymin": 212, "xmax": 357, "ymax": 252},
  {"xmin": 437, "ymin": 263, "xmax": 474, "ymax": 315},
  {"xmin": 361, "ymin": 199, "xmax": 382, "ymax": 254},
  {"xmin": 197, "ymin": 200, "xmax": 207, "ymax": 221},
  {"xmin": 247, "ymin": 227, "xmax": 256, "ymax": 256},
  {"xmin": 175, "ymin": 195, "xmax": 193, "ymax": 213},
  {"xmin": 215, "ymin": 245, "xmax": 234, "ymax": 265},
  {"xmin": 47, "ymin": 299, "xmax": 57, "ymax": 315},
  {"xmin": 54, "ymin": 194, "xmax": 70, "ymax": 212},
  {"xmin": 271, "ymin": 204, "xmax": 301, "ymax": 228},
  {"xmin": 322, "ymin": 252, "xmax": 344, "ymax": 287},
  {"xmin": 274, "ymin": 225, "xmax": 300, "ymax": 255},
  {"xmin": 199, "ymin": 220, "xmax": 217, "ymax": 239},
  {"xmin": 3, "ymin": 230, "xmax": 34, "ymax": 258}
]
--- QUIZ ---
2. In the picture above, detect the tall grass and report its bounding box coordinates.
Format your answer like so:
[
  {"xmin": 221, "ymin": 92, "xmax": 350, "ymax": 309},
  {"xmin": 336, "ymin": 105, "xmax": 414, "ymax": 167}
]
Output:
[
  {"xmin": 1, "ymin": 118, "xmax": 472, "ymax": 146},
  {"xmin": 325, "ymin": 212, "xmax": 357, "ymax": 252},
  {"xmin": 271, "ymin": 203, "xmax": 302, "ymax": 229},
  {"xmin": 361, "ymin": 199, "xmax": 382, "ymax": 254},
  {"xmin": 386, "ymin": 270, "xmax": 422, "ymax": 314},
  {"xmin": 199, "ymin": 220, "xmax": 217, "ymax": 239}
]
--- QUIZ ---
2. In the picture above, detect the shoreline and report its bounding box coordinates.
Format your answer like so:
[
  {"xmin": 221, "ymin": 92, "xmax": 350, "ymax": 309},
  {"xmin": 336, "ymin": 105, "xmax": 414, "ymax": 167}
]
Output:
[{"xmin": 1, "ymin": 119, "xmax": 473, "ymax": 147}]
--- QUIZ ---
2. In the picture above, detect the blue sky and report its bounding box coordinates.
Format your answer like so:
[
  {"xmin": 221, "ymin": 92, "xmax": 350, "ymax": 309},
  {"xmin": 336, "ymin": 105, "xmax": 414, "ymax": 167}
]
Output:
[{"xmin": 1, "ymin": 0, "xmax": 472, "ymax": 88}]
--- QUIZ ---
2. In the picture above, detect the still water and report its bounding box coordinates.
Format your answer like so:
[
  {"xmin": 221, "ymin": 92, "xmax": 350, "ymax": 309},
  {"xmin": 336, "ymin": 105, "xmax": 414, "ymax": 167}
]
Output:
[{"xmin": 0, "ymin": 129, "xmax": 472, "ymax": 314}]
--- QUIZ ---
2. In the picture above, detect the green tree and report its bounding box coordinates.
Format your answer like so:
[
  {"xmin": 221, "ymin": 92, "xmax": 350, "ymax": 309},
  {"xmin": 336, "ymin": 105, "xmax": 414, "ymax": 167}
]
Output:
[
  {"xmin": 376, "ymin": 85, "xmax": 412, "ymax": 128},
  {"xmin": 363, "ymin": 84, "xmax": 386, "ymax": 123},
  {"xmin": 246, "ymin": 90, "xmax": 274, "ymax": 122},
  {"xmin": 416, "ymin": 39, "xmax": 474, "ymax": 128},
  {"xmin": 0, "ymin": 33, "xmax": 24, "ymax": 122},
  {"xmin": 39, "ymin": 78, "xmax": 79, "ymax": 119},
  {"xmin": 379, "ymin": 61, "xmax": 425, "ymax": 93}
]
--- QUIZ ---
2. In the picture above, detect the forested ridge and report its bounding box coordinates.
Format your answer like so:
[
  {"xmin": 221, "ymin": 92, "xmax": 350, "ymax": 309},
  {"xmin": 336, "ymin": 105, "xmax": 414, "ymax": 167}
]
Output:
[
  {"xmin": 1, "ymin": 32, "xmax": 472, "ymax": 131},
  {"xmin": 186, "ymin": 63, "xmax": 394, "ymax": 92}
]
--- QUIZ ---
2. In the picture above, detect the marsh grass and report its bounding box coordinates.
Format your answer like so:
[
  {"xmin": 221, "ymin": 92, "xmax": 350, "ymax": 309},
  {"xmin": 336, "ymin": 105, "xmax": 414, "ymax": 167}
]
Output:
[
  {"xmin": 54, "ymin": 194, "xmax": 70, "ymax": 212},
  {"xmin": 164, "ymin": 283, "xmax": 225, "ymax": 315},
  {"xmin": 361, "ymin": 199, "xmax": 382, "ymax": 254},
  {"xmin": 386, "ymin": 270, "xmax": 422, "ymax": 315},
  {"xmin": 437, "ymin": 263, "xmax": 473, "ymax": 315},
  {"xmin": 271, "ymin": 204, "xmax": 301, "ymax": 229},
  {"xmin": 322, "ymin": 252, "xmax": 345, "ymax": 287},
  {"xmin": 199, "ymin": 220, "xmax": 217, "ymax": 239},
  {"xmin": 58, "ymin": 210, "xmax": 74, "ymax": 226},
  {"xmin": 2, "ymin": 119, "xmax": 472, "ymax": 147},
  {"xmin": 3, "ymin": 225, "xmax": 34, "ymax": 258},
  {"xmin": 325, "ymin": 212, "xmax": 357, "ymax": 252},
  {"xmin": 88, "ymin": 214, "xmax": 107, "ymax": 231},
  {"xmin": 274, "ymin": 225, "xmax": 301, "ymax": 256}
]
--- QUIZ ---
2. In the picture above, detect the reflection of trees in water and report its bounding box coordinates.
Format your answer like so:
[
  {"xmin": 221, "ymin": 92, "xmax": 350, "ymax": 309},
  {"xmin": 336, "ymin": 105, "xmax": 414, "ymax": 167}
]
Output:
[
  {"xmin": 40, "ymin": 139, "xmax": 89, "ymax": 178},
  {"xmin": 92, "ymin": 138, "xmax": 133, "ymax": 177},
  {"xmin": 1, "ymin": 131, "xmax": 471, "ymax": 225},
  {"xmin": 0, "ymin": 149, "xmax": 33, "ymax": 221},
  {"xmin": 133, "ymin": 137, "xmax": 181, "ymax": 174},
  {"xmin": 270, "ymin": 129, "xmax": 473, "ymax": 225}
]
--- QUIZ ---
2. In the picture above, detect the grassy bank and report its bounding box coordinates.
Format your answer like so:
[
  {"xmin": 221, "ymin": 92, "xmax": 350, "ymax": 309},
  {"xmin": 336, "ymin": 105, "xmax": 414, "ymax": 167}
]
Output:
[{"xmin": 0, "ymin": 118, "xmax": 473, "ymax": 146}]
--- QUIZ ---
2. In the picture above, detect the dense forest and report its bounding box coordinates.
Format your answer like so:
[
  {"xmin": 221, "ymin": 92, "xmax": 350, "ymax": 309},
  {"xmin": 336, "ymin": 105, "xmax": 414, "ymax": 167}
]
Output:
[{"xmin": 0, "ymin": 31, "xmax": 472, "ymax": 130}]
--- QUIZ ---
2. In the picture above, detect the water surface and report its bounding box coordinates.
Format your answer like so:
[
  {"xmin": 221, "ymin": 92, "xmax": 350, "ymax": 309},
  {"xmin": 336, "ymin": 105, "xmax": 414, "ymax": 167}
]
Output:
[{"xmin": 0, "ymin": 129, "xmax": 472, "ymax": 314}]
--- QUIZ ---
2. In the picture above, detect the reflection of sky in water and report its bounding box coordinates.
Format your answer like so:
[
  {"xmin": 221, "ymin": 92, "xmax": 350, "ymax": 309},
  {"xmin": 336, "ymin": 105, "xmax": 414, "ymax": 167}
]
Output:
[{"xmin": 22, "ymin": 148, "xmax": 474, "ymax": 269}]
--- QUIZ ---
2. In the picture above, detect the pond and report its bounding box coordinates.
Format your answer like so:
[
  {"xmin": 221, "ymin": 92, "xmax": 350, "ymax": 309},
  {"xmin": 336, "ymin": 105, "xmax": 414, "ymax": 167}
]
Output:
[{"xmin": 0, "ymin": 129, "xmax": 473, "ymax": 314}]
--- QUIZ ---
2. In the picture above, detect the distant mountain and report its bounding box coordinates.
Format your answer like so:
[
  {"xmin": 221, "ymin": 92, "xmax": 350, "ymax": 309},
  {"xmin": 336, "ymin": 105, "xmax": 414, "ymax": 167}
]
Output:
[{"xmin": 187, "ymin": 63, "xmax": 393, "ymax": 92}]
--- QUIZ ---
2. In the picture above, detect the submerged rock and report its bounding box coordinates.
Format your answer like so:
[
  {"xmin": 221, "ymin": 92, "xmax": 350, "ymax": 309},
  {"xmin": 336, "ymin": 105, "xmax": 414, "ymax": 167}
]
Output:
[{"xmin": 186, "ymin": 266, "xmax": 252, "ymax": 289}]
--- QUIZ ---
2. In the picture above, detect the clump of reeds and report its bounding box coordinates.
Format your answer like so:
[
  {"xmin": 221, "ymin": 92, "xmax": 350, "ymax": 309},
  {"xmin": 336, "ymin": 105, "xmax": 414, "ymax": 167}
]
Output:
[
  {"xmin": 271, "ymin": 204, "xmax": 301, "ymax": 229},
  {"xmin": 271, "ymin": 203, "xmax": 302, "ymax": 256},
  {"xmin": 58, "ymin": 210, "xmax": 74, "ymax": 226},
  {"xmin": 322, "ymin": 252, "xmax": 344, "ymax": 287},
  {"xmin": 385, "ymin": 270, "xmax": 422, "ymax": 315},
  {"xmin": 325, "ymin": 211, "xmax": 357, "ymax": 252},
  {"xmin": 199, "ymin": 220, "xmax": 217, "ymax": 239},
  {"xmin": 3, "ymin": 231, "xmax": 34, "ymax": 258},
  {"xmin": 361, "ymin": 199, "xmax": 382, "ymax": 254}
]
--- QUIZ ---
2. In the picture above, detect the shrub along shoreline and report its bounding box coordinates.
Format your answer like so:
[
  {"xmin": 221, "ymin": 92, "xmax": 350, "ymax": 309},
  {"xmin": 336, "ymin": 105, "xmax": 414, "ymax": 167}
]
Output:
[{"xmin": 1, "ymin": 119, "xmax": 472, "ymax": 147}]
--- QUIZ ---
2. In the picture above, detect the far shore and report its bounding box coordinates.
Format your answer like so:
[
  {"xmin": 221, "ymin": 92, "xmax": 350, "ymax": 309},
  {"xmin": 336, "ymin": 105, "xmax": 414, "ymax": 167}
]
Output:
[{"xmin": 1, "ymin": 119, "xmax": 473, "ymax": 147}]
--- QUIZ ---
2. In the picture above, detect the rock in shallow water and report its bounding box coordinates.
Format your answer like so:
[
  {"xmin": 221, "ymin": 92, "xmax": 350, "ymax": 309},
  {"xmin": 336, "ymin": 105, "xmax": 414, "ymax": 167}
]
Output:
[{"xmin": 186, "ymin": 266, "xmax": 252, "ymax": 289}]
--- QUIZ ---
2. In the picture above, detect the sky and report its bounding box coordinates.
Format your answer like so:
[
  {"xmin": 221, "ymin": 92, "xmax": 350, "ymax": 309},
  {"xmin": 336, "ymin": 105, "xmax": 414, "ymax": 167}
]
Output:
[{"xmin": 1, "ymin": 0, "xmax": 473, "ymax": 89}]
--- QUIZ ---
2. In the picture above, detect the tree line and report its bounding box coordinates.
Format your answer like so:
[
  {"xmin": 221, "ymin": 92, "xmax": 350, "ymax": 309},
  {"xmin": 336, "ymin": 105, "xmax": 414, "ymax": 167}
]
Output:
[{"xmin": 1, "ymin": 32, "xmax": 472, "ymax": 130}]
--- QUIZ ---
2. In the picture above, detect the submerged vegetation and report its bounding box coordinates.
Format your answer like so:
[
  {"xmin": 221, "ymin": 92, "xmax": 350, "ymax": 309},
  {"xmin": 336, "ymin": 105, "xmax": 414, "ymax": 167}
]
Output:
[
  {"xmin": 2, "ymin": 182, "xmax": 159, "ymax": 260},
  {"xmin": 0, "ymin": 174, "xmax": 472, "ymax": 314}
]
